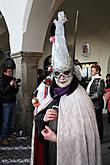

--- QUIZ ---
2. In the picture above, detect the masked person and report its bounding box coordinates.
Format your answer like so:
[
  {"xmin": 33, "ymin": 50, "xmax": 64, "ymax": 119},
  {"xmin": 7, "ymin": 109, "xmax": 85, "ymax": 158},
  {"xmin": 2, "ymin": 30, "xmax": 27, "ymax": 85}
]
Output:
[{"xmin": 33, "ymin": 11, "xmax": 102, "ymax": 165}]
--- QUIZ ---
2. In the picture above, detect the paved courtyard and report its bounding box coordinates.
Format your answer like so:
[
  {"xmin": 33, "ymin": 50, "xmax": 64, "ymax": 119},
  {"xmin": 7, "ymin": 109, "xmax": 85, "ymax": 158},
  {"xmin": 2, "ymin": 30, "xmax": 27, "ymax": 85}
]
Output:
[
  {"xmin": 0, "ymin": 113, "xmax": 110, "ymax": 165},
  {"xmin": 0, "ymin": 136, "xmax": 31, "ymax": 165}
]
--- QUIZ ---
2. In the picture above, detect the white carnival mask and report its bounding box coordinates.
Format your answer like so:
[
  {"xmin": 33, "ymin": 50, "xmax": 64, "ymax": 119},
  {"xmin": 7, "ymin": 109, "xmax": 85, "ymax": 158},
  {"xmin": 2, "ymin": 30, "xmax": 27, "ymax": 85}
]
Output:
[{"xmin": 54, "ymin": 69, "xmax": 73, "ymax": 88}]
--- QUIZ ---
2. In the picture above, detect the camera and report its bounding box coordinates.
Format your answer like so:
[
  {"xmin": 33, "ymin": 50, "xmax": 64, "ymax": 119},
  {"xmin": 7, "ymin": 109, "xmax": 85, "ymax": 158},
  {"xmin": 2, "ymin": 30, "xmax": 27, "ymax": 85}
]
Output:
[
  {"xmin": 15, "ymin": 78, "xmax": 21, "ymax": 83},
  {"xmin": 13, "ymin": 78, "xmax": 21, "ymax": 87}
]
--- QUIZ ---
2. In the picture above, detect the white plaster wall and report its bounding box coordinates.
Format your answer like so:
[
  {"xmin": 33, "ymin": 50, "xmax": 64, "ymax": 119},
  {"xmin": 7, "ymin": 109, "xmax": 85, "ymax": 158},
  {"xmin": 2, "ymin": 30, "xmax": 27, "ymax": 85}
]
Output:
[
  {"xmin": 0, "ymin": 0, "xmax": 110, "ymax": 79},
  {"xmin": 22, "ymin": 0, "xmax": 63, "ymax": 52},
  {"xmin": 0, "ymin": 0, "xmax": 63, "ymax": 54},
  {"xmin": 22, "ymin": 0, "xmax": 54, "ymax": 52},
  {"xmin": 98, "ymin": 29, "xmax": 110, "ymax": 79},
  {"xmin": 38, "ymin": 28, "xmax": 110, "ymax": 79},
  {"xmin": 75, "ymin": 33, "xmax": 110, "ymax": 79}
]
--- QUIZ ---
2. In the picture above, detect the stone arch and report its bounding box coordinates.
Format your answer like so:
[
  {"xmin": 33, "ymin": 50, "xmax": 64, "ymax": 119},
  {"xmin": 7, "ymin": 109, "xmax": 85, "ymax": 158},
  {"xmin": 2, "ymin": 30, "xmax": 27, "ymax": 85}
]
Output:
[{"xmin": 22, "ymin": 0, "xmax": 64, "ymax": 52}]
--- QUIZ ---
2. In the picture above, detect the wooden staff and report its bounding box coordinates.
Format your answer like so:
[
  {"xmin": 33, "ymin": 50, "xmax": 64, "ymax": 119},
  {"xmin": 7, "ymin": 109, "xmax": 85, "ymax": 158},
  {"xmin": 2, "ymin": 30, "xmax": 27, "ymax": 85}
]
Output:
[{"xmin": 72, "ymin": 10, "xmax": 79, "ymax": 60}]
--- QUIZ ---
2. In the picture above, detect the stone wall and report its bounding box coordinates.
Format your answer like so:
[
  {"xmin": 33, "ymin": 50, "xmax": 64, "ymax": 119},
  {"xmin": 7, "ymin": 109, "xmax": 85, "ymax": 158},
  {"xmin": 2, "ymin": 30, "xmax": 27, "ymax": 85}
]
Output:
[{"xmin": 11, "ymin": 51, "xmax": 42, "ymax": 135}]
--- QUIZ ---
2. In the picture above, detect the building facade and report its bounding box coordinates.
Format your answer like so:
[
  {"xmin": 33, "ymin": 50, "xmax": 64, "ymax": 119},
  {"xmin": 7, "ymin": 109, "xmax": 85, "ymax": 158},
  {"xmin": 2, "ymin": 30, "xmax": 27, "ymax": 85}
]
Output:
[{"xmin": 0, "ymin": 0, "xmax": 110, "ymax": 134}]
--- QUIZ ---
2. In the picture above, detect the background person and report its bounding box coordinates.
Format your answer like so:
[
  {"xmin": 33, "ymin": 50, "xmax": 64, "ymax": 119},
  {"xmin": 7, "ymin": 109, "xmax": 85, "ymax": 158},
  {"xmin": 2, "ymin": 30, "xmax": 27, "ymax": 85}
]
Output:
[
  {"xmin": 103, "ymin": 74, "xmax": 110, "ymax": 123},
  {"xmin": 0, "ymin": 67, "xmax": 20, "ymax": 145},
  {"xmin": 73, "ymin": 59, "xmax": 86, "ymax": 89},
  {"xmin": 86, "ymin": 64, "xmax": 105, "ymax": 143},
  {"xmin": 37, "ymin": 69, "xmax": 46, "ymax": 87}
]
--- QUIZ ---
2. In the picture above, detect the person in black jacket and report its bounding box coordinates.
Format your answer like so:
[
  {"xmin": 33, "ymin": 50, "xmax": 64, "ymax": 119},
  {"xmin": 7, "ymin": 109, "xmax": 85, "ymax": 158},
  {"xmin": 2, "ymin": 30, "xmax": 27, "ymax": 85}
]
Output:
[
  {"xmin": 0, "ymin": 67, "xmax": 19, "ymax": 145},
  {"xmin": 37, "ymin": 69, "xmax": 46, "ymax": 87},
  {"xmin": 86, "ymin": 64, "xmax": 105, "ymax": 143}
]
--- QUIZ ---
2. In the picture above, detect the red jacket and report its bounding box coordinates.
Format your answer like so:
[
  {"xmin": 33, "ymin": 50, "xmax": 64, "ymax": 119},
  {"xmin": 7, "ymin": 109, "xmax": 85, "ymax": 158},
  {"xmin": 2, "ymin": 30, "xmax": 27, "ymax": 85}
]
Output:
[{"xmin": 104, "ymin": 88, "xmax": 110, "ymax": 112}]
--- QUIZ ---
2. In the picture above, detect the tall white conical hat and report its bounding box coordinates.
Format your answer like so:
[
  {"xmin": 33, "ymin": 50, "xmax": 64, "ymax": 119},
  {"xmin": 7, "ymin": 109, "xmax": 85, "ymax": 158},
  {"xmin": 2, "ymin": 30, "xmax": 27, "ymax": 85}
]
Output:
[{"xmin": 51, "ymin": 11, "xmax": 73, "ymax": 72}]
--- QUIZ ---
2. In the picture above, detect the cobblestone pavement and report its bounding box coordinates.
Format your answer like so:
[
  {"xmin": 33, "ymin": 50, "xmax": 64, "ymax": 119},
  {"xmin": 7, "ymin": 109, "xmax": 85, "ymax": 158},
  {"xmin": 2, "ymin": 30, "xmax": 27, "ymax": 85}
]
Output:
[
  {"xmin": 0, "ymin": 136, "xmax": 31, "ymax": 165},
  {"xmin": 0, "ymin": 114, "xmax": 110, "ymax": 165}
]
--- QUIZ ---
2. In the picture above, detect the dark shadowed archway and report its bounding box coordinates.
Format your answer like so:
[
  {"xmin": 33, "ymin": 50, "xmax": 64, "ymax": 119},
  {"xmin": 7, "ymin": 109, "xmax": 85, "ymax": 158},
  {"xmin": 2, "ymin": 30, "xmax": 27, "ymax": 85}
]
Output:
[{"xmin": 0, "ymin": 12, "xmax": 10, "ymax": 75}]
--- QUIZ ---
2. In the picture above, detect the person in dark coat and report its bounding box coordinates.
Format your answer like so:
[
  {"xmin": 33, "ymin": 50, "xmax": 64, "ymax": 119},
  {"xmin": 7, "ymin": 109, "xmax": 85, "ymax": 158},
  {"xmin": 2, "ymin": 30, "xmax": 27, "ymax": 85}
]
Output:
[
  {"xmin": 0, "ymin": 67, "xmax": 19, "ymax": 145},
  {"xmin": 37, "ymin": 69, "xmax": 46, "ymax": 87},
  {"xmin": 86, "ymin": 64, "xmax": 105, "ymax": 143}
]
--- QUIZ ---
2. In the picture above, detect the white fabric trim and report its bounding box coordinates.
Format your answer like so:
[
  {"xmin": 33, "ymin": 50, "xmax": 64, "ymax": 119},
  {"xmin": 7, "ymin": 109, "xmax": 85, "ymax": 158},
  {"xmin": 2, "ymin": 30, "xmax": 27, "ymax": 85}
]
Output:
[
  {"xmin": 57, "ymin": 85, "xmax": 102, "ymax": 165},
  {"xmin": 86, "ymin": 74, "xmax": 102, "ymax": 94}
]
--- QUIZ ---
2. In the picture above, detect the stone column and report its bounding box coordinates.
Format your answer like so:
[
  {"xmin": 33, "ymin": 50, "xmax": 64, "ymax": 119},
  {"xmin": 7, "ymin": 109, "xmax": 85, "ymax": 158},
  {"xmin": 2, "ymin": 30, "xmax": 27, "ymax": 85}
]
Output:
[{"xmin": 11, "ymin": 51, "xmax": 43, "ymax": 135}]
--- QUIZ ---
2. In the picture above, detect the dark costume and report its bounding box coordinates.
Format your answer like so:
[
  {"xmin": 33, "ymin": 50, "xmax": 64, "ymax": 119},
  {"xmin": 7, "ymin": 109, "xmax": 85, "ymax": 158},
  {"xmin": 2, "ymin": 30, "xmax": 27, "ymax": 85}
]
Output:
[
  {"xmin": 37, "ymin": 69, "xmax": 46, "ymax": 87},
  {"xmin": 0, "ymin": 73, "xmax": 19, "ymax": 139}
]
